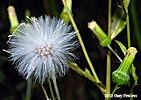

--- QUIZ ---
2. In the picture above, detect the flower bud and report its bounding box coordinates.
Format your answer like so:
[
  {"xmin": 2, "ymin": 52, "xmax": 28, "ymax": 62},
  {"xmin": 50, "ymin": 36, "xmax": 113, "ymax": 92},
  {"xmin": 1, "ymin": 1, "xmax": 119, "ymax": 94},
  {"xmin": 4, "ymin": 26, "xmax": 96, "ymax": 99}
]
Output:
[
  {"xmin": 88, "ymin": 21, "xmax": 111, "ymax": 46},
  {"xmin": 7, "ymin": 6, "xmax": 19, "ymax": 33},
  {"xmin": 112, "ymin": 47, "xmax": 137, "ymax": 85}
]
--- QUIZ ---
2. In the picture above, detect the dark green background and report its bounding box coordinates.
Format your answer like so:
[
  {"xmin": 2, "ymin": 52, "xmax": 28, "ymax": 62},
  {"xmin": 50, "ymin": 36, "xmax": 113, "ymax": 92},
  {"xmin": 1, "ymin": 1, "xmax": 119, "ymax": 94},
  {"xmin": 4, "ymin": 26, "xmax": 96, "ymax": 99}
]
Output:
[{"xmin": 0, "ymin": 0, "xmax": 141, "ymax": 100}]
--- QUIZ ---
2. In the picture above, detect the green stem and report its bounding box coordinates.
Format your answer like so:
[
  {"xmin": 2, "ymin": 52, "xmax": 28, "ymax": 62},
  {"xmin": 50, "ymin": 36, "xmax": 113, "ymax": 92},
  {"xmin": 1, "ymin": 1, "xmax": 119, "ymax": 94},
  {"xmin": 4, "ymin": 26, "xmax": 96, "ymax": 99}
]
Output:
[
  {"xmin": 51, "ymin": 75, "xmax": 61, "ymax": 100},
  {"xmin": 48, "ymin": 79, "xmax": 55, "ymax": 100},
  {"xmin": 40, "ymin": 84, "xmax": 50, "ymax": 100},
  {"xmin": 126, "ymin": 12, "xmax": 131, "ymax": 48},
  {"xmin": 62, "ymin": 0, "xmax": 100, "ymax": 82},
  {"xmin": 107, "ymin": 45, "xmax": 122, "ymax": 62},
  {"xmin": 125, "ymin": 0, "xmax": 131, "ymax": 48},
  {"xmin": 130, "ymin": 86, "xmax": 134, "ymax": 100},
  {"xmin": 106, "ymin": 0, "xmax": 112, "ymax": 99},
  {"xmin": 126, "ymin": 0, "xmax": 134, "ymax": 99},
  {"xmin": 112, "ymin": 85, "xmax": 119, "ymax": 95},
  {"xmin": 106, "ymin": 51, "xmax": 111, "ymax": 96},
  {"xmin": 108, "ymin": 0, "xmax": 112, "ymax": 38},
  {"xmin": 69, "ymin": 62, "xmax": 106, "ymax": 94},
  {"xmin": 108, "ymin": 85, "xmax": 119, "ymax": 100},
  {"xmin": 25, "ymin": 78, "xmax": 33, "ymax": 100}
]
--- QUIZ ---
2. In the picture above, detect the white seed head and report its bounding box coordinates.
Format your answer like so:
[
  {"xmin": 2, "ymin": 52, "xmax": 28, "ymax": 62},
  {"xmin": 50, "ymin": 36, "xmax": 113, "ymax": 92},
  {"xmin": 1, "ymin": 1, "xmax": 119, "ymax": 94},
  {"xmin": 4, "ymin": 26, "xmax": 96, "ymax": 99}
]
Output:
[{"xmin": 7, "ymin": 15, "xmax": 78, "ymax": 83}]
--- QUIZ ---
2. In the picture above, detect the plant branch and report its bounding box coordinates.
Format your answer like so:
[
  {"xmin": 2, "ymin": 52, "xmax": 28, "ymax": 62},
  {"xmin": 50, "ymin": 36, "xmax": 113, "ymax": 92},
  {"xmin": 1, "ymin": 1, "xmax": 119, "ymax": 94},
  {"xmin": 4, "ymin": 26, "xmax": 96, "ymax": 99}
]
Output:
[
  {"xmin": 62, "ymin": 0, "xmax": 100, "ymax": 83},
  {"xmin": 69, "ymin": 62, "xmax": 106, "ymax": 94}
]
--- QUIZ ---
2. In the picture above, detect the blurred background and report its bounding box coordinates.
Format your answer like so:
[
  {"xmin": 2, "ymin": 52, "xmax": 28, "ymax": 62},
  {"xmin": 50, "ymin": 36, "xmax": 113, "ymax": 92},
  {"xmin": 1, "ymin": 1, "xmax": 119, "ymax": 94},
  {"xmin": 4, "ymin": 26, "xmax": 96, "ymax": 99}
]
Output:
[{"xmin": 0, "ymin": 0, "xmax": 141, "ymax": 100}]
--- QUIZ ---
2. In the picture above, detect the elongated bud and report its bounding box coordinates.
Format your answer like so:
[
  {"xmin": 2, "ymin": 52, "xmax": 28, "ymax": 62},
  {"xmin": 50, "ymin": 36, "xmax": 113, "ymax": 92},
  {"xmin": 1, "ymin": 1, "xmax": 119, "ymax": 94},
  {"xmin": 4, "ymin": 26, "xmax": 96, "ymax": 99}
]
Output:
[
  {"xmin": 7, "ymin": 6, "xmax": 19, "ymax": 33},
  {"xmin": 112, "ymin": 47, "xmax": 137, "ymax": 85},
  {"xmin": 88, "ymin": 21, "xmax": 111, "ymax": 46},
  {"xmin": 60, "ymin": 0, "xmax": 72, "ymax": 22}
]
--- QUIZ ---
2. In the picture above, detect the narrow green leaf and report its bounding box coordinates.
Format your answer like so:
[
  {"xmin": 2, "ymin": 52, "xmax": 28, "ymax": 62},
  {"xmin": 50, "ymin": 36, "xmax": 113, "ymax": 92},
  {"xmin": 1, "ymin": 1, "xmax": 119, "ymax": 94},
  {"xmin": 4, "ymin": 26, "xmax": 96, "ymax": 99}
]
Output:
[{"xmin": 115, "ymin": 40, "xmax": 127, "ymax": 55}]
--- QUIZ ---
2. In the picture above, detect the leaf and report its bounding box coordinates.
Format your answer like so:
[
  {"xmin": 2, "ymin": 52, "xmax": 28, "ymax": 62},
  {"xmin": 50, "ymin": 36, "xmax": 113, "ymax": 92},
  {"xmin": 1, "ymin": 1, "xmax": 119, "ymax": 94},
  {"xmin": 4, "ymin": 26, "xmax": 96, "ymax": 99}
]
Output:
[
  {"xmin": 68, "ymin": 62, "xmax": 94, "ymax": 80},
  {"xmin": 111, "ymin": 7, "xmax": 126, "ymax": 40},
  {"xmin": 115, "ymin": 40, "xmax": 127, "ymax": 55},
  {"xmin": 69, "ymin": 62, "xmax": 106, "ymax": 93}
]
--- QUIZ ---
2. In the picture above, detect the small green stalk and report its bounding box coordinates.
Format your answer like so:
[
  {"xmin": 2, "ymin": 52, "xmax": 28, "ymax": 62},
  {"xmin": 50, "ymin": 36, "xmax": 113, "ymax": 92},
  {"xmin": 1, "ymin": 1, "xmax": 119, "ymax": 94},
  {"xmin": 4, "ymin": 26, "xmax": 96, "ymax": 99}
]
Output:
[
  {"xmin": 40, "ymin": 84, "xmax": 50, "ymax": 100},
  {"xmin": 88, "ymin": 21, "xmax": 111, "ymax": 47},
  {"xmin": 112, "ymin": 47, "xmax": 137, "ymax": 85},
  {"xmin": 48, "ymin": 79, "xmax": 55, "ymax": 100},
  {"xmin": 51, "ymin": 75, "xmax": 61, "ymax": 100}
]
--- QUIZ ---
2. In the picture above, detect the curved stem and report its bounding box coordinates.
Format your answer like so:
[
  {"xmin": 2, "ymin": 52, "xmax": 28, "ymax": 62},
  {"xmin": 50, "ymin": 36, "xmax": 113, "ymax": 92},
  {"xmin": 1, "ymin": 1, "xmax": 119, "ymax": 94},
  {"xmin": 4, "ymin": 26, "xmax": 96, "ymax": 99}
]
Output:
[
  {"xmin": 111, "ymin": 85, "xmax": 119, "ymax": 95},
  {"xmin": 62, "ymin": 0, "xmax": 100, "ymax": 83},
  {"xmin": 108, "ymin": 85, "xmax": 119, "ymax": 100},
  {"xmin": 40, "ymin": 84, "xmax": 50, "ymax": 100}
]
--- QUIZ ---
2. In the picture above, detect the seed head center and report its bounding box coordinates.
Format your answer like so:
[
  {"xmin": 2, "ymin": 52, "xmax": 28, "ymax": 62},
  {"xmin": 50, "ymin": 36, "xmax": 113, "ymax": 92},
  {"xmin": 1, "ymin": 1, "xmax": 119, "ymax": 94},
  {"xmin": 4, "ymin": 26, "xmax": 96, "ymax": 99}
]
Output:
[{"xmin": 37, "ymin": 45, "xmax": 52, "ymax": 57}]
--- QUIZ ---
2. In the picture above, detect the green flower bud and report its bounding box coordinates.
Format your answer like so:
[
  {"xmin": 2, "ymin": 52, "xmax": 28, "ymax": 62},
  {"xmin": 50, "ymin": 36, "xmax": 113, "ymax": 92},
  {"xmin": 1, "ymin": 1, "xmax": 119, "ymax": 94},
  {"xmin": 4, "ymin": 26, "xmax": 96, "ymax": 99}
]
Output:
[
  {"xmin": 112, "ymin": 47, "xmax": 137, "ymax": 85},
  {"xmin": 88, "ymin": 21, "xmax": 111, "ymax": 46},
  {"xmin": 7, "ymin": 6, "xmax": 19, "ymax": 33}
]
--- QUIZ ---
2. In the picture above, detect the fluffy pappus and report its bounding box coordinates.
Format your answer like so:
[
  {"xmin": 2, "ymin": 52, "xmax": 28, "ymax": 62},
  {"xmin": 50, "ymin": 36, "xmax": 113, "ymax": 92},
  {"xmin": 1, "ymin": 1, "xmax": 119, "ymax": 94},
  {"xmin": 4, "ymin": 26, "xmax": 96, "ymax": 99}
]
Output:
[{"xmin": 7, "ymin": 15, "xmax": 79, "ymax": 83}]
